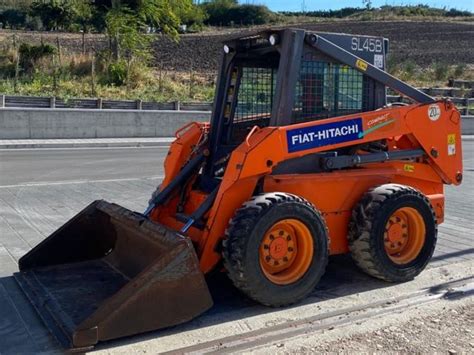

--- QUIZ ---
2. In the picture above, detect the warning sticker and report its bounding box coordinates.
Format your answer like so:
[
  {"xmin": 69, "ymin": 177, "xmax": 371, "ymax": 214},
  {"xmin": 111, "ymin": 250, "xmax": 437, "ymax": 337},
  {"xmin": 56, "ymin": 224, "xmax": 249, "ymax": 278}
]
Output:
[
  {"xmin": 447, "ymin": 134, "xmax": 456, "ymax": 156},
  {"xmin": 374, "ymin": 54, "xmax": 384, "ymax": 69},
  {"xmin": 404, "ymin": 164, "xmax": 415, "ymax": 173},
  {"xmin": 356, "ymin": 59, "xmax": 368, "ymax": 71}
]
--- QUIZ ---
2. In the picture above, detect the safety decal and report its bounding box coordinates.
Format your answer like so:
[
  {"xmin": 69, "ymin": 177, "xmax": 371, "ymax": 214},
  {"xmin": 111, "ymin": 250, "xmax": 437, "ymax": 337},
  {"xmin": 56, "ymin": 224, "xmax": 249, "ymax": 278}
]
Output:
[
  {"xmin": 356, "ymin": 59, "xmax": 368, "ymax": 71},
  {"xmin": 428, "ymin": 104, "xmax": 441, "ymax": 121},
  {"xmin": 374, "ymin": 54, "xmax": 384, "ymax": 69},
  {"xmin": 447, "ymin": 133, "xmax": 456, "ymax": 156},
  {"xmin": 404, "ymin": 164, "xmax": 415, "ymax": 173},
  {"xmin": 286, "ymin": 118, "xmax": 363, "ymax": 153}
]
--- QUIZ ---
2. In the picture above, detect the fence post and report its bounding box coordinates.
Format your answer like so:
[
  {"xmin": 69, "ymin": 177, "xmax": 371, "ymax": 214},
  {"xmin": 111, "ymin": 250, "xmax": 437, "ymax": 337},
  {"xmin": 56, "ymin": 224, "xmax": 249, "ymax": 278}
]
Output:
[
  {"xmin": 0, "ymin": 95, "xmax": 5, "ymax": 108},
  {"xmin": 50, "ymin": 97, "xmax": 56, "ymax": 108},
  {"xmin": 97, "ymin": 98, "xmax": 103, "ymax": 109},
  {"xmin": 136, "ymin": 99, "xmax": 143, "ymax": 110},
  {"xmin": 91, "ymin": 54, "xmax": 96, "ymax": 97},
  {"xmin": 174, "ymin": 101, "xmax": 181, "ymax": 111}
]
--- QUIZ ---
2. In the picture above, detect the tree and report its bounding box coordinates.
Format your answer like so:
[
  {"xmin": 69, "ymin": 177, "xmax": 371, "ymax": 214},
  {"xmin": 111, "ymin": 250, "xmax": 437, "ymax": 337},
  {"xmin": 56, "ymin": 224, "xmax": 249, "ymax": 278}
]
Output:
[
  {"xmin": 0, "ymin": 9, "xmax": 27, "ymax": 29},
  {"xmin": 30, "ymin": 0, "xmax": 72, "ymax": 30},
  {"xmin": 105, "ymin": 0, "xmax": 194, "ymax": 59},
  {"xmin": 106, "ymin": 4, "xmax": 150, "ymax": 61},
  {"xmin": 70, "ymin": 0, "xmax": 94, "ymax": 53}
]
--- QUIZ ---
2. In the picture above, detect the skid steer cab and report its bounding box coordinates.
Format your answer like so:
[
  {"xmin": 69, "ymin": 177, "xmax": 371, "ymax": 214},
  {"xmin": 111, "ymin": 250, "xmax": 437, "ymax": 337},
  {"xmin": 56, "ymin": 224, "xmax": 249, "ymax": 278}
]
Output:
[{"xmin": 15, "ymin": 29, "xmax": 463, "ymax": 350}]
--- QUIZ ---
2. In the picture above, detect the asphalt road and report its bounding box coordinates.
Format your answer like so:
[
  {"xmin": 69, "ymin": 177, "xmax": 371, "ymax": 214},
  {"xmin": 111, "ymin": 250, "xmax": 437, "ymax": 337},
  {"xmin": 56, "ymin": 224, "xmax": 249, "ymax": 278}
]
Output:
[
  {"xmin": 0, "ymin": 141, "xmax": 472, "ymax": 187},
  {"xmin": 0, "ymin": 147, "xmax": 168, "ymax": 187}
]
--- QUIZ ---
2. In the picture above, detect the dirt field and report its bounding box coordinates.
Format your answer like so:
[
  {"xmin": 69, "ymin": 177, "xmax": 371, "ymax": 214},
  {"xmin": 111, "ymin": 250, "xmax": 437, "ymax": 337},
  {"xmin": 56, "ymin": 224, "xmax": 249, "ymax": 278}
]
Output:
[
  {"xmin": 1, "ymin": 20, "xmax": 473, "ymax": 72},
  {"xmin": 153, "ymin": 21, "xmax": 474, "ymax": 71}
]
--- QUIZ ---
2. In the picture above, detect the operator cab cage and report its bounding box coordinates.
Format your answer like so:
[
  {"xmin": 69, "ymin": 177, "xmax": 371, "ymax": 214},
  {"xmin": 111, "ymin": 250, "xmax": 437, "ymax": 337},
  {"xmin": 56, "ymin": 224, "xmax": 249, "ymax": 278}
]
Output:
[{"xmin": 208, "ymin": 29, "xmax": 390, "ymax": 165}]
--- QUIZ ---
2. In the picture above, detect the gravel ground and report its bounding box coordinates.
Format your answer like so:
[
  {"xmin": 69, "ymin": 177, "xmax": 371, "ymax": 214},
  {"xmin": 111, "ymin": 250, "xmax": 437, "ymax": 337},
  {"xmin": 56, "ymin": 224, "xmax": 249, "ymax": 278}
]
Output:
[{"xmin": 269, "ymin": 302, "xmax": 474, "ymax": 354}]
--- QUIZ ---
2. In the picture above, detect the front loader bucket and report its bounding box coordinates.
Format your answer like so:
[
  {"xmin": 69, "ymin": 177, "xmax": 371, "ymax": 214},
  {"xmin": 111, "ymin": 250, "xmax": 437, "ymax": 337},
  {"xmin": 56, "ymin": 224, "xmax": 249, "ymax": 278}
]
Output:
[{"xmin": 14, "ymin": 200, "xmax": 213, "ymax": 350}]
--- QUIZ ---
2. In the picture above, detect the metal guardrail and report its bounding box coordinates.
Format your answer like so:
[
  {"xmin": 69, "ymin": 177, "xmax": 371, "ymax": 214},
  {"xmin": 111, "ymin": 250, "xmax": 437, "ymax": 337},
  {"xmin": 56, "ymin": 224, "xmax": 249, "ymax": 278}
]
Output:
[
  {"xmin": 387, "ymin": 95, "xmax": 473, "ymax": 115},
  {"xmin": 0, "ymin": 95, "xmax": 213, "ymax": 112},
  {"xmin": 0, "ymin": 91, "xmax": 472, "ymax": 115}
]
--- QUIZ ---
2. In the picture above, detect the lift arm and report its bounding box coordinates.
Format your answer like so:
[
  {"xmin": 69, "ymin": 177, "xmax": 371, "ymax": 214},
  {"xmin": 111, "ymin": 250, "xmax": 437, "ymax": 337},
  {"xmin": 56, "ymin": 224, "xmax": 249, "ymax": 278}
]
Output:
[{"xmin": 305, "ymin": 34, "xmax": 435, "ymax": 104}]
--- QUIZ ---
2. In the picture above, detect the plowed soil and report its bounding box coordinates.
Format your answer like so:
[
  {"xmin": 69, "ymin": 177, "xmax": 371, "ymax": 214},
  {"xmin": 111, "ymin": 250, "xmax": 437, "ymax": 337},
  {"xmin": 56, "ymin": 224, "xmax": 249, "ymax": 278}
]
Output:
[
  {"xmin": 152, "ymin": 21, "xmax": 474, "ymax": 71},
  {"xmin": 1, "ymin": 20, "xmax": 473, "ymax": 72}
]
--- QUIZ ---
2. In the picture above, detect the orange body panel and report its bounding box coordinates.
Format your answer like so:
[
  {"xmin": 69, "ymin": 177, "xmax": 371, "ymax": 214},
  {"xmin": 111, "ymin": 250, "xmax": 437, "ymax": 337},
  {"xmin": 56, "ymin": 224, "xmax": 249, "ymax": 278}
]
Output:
[{"xmin": 150, "ymin": 100, "xmax": 463, "ymax": 274}]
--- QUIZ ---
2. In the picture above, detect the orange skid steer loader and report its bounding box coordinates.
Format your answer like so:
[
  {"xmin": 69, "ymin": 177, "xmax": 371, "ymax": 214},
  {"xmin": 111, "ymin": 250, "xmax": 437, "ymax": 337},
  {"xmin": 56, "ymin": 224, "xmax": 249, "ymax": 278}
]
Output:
[{"xmin": 15, "ymin": 29, "xmax": 463, "ymax": 350}]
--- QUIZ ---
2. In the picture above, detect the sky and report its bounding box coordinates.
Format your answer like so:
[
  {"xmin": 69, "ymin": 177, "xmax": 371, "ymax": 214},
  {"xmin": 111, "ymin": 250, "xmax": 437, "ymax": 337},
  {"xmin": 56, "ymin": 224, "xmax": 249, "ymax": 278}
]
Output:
[{"xmin": 241, "ymin": 0, "xmax": 474, "ymax": 12}]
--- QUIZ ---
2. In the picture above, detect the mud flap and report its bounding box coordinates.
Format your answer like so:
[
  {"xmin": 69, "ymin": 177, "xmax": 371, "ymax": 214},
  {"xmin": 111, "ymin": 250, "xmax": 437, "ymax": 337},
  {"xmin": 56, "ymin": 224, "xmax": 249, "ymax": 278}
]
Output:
[{"xmin": 14, "ymin": 200, "xmax": 213, "ymax": 350}]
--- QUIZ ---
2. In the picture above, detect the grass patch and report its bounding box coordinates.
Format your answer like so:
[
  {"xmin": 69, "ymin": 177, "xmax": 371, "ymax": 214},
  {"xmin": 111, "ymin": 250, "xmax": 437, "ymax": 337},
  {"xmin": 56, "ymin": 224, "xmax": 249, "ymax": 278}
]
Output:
[{"xmin": 0, "ymin": 69, "xmax": 216, "ymax": 102}]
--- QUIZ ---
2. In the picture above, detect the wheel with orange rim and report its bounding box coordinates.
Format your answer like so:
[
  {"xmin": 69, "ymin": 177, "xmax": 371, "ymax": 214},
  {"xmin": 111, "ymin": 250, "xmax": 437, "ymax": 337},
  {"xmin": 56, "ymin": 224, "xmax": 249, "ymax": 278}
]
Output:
[
  {"xmin": 223, "ymin": 193, "xmax": 329, "ymax": 307},
  {"xmin": 259, "ymin": 219, "xmax": 314, "ymax": 285},
  {"xmin": 383, "ymin": 207, "xmax": 426, "ymax": 265},
  {"xmin": 349, "ymin": 184, "xmax": 437, "ymax": 282}
]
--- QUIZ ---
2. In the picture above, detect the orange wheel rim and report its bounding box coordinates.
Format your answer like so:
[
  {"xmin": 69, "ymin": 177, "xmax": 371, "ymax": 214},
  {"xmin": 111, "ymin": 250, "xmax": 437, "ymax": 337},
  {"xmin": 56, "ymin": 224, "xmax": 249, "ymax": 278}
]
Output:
[
  {"xmin": 384, "ymin": 207, "xmax": 425, "ymax": 265},
  {"xmin": 259, "ymin": 219, "xmax": 313, "ymax": 285}
]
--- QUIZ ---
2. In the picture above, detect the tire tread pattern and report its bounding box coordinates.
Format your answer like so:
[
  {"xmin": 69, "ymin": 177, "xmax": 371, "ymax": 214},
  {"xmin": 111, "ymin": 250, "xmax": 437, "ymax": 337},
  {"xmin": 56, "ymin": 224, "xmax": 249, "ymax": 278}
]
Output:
[
  {"xmin": 348, "ymin": 183, "xmax": 437, "ymax": 282},
  {"xmin": 222, "ymin": 192, "xmax": 329, "ymax": 307}
]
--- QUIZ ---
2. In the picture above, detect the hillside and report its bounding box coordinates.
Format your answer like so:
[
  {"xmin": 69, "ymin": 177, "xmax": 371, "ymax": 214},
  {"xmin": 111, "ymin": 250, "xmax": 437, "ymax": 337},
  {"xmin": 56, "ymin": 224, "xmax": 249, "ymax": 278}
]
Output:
[
  {"xmin": 1, "ymin": 20, "xmax": 473, "ymax": 72},
  {"xmin": 151, "ymin": 21, "xmax": 474, "ymax": 71}
]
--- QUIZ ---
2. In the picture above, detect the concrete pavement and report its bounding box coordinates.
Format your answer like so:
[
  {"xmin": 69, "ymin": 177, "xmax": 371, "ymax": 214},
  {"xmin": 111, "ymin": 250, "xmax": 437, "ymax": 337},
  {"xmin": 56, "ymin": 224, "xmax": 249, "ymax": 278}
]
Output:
[
  {"xmin": 0, "ymin": 146, "xmax": 168, "ymax": 186},
  {"xmin": 0, "ymin": 141, "xmax": 472, "ymax": 353},
  {"xmin": 0, "ymin": 137, "xmax": 174, "ymax": 149},
  {"xmin": 0, "ymin": 135, "xmax": 473, "ymax": 150}
]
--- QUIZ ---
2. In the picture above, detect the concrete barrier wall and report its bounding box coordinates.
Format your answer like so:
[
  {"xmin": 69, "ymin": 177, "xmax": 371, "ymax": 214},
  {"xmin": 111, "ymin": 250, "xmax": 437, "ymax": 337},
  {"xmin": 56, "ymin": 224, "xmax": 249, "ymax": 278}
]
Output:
[
  {"xmin": 0, "ymin": 108, "xmax": 472, "ymax": 139},
  {"xmin": 462, "ymin": 116, "xmax": 474, "ymax": 135},
  {"xmin": 0, "ymin": 108, "xmax": 211, "ymax": 139}
]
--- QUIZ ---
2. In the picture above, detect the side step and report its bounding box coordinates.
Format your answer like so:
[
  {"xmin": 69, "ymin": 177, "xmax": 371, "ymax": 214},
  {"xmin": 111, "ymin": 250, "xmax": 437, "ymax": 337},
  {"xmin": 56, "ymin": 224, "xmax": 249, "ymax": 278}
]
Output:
[{"xmin": 14, "ymin": 201, "xmax": 213, "ymax": 350}]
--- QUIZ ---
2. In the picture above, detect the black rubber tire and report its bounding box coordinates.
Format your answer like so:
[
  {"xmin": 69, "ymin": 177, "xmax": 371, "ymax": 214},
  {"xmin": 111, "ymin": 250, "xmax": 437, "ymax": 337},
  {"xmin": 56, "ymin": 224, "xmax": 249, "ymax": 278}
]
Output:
[
  {"xmin": 348, "ymin": 184, "xmax": 437, "ymax": 282},
  {"xmin": 222, "ymin": 192, "xmax": 329, "ymax": 307}
]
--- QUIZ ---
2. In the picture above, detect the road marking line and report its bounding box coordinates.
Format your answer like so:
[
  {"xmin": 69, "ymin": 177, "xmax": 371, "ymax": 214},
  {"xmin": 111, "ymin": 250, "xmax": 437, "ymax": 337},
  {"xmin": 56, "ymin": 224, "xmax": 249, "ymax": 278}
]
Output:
[
  {"xmin": 0, "ymin": 176, "xmax": 163, "ymax": 189},
  {"xmin": 0, "ymin": 146, "xmax": 170, "ymax": 152}
]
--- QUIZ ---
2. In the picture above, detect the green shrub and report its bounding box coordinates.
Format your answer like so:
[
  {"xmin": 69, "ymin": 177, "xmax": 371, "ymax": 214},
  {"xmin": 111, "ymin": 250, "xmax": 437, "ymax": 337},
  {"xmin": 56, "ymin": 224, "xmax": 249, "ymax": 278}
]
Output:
[
  {"xmin": 453, "ymin": 64, "xmax": 467, "ymax": 78},
  {"xmin": 69, "ymin": 55, "xmax": 93, "ymax": 77},
  {"xmin": 385, "ymin": 56, "xmax": 399, "ymax": 74},
  {"xmin": 433, "ymin": 62, "xmax": 448, "ymax": 81},
  {"xmin": 0, "ymin": 50, "xmax": 16, "ymax": 79},
  {"xmin": 0, "ymin": 9, "xmax": 27, "ymax": 29},
  {"xmin": 201, "ymin": 1, "xmax": 275, "ymax": 26},
  {"xmin": 398, "ymin": 59, "xmax": 416, "ymax": 81},
  {"xmin": 105, "ymin": 60, "xmax": 128, "ymax": 86},
  {"xmin": 18, "ymin": 43, "xmax": 56, "ymax": 74}
]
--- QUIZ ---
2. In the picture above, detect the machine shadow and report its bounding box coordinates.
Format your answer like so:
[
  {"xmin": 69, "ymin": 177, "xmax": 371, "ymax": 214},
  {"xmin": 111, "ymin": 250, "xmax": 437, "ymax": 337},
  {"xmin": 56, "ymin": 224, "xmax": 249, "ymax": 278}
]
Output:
[
  {"xmin": 2, "ymin": 249, "xmax": 468, "ymax": 353},
  {"xmin": 97, "ymin": 255, "xmax": 396, "ymax": 351}
]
